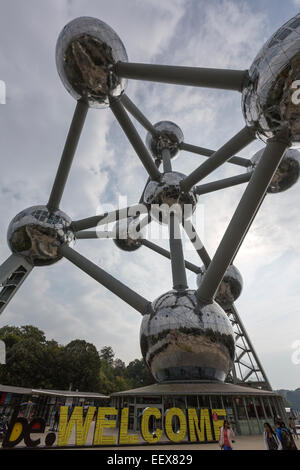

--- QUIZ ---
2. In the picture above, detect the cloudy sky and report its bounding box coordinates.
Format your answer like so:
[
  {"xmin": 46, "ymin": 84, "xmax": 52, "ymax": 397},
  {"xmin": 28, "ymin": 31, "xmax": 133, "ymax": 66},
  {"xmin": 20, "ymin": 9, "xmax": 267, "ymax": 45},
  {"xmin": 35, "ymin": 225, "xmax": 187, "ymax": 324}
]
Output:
[{"xmin": 1, "ymin": 0, "xmax": 300, "ymax": 390}]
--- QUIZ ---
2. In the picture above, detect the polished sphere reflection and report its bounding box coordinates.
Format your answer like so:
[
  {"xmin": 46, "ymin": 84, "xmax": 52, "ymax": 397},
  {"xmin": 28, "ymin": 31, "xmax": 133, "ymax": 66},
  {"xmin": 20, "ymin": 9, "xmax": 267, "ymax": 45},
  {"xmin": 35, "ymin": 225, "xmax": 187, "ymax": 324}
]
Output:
[
  {"xmin": 248, "ymin": 148, "xmax": 300, "ymax": 193},
  {"xmin": 197, "ymin": 265, "xmax": 243, "ymax": 310},
  {"xmin": 242, "ymin": 13, "xmax": 300, "ymax": 146},
  {"xmin": 56, "ymin": 16, "xmax": 128, "ymax": 108},
  {"xmin": 146, "ymin": 121, "xmax": 184, "ymax": 159},
  {"xmin": 113, "ymin": 217, "xmax": 142, "ymax": 252},
  {"xmin": 7, "ymin": 206, "xmax": 74, "ymax": 266},
  {"xmin": 140, "ymin": 290, "xmax": 235, "ymax": 383},
  {"xmin": 143, "ymin": 172, "xmax": 198, "ymax": 224}
]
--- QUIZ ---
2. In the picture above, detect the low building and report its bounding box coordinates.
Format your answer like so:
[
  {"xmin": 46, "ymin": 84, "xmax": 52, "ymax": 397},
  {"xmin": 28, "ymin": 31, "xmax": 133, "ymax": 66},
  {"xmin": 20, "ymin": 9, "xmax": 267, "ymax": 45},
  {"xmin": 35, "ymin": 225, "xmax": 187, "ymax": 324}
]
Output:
[
  {"xmin": 111, "ymin": 382, "xmax": 287, "ymax": 437},
  {"xmin": 0, "ymin": 384, "xmax": 109, "ymax": 426}
]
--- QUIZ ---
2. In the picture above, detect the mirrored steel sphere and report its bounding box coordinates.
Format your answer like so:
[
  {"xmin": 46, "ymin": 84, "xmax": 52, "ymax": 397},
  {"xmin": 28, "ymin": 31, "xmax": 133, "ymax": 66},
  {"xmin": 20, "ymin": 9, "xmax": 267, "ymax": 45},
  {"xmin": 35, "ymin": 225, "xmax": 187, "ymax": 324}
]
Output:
[
  {"xmin": 140, "ymin": 290, "xmax": 235, "ymax": 383},
  {"xmin": 242, "ymin": 13, "xmax": 300, "ymax": 146},
  {"xmin": 197, "ymin": 265, "xmax": 243, "ymax": 310},
  {"xmin": 56, "ymin": 17, "xmax": 128, "ymax": 108},
  {"xmin": 248, "ymin": 147, "xmax": 300, "ymax": 193},
  {"xmin": 143, "ymin": 172, "xmax": 198, "ymax": 224},
  {"xmin": 7, "ymin": 206, "xmax": 74, "ymax": 266},
  {"xmin": 113, "ymin": 217, "xmax": 142, "ymax": 252},
  {"xmin": 146, "ymin": 121, "xmax": 184, "ymax": 159}
]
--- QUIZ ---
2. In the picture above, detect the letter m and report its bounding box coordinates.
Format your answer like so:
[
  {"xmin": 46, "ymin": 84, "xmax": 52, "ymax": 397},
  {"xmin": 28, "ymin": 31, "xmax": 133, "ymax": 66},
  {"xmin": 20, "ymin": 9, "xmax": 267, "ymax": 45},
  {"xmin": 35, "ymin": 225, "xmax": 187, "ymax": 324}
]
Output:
[
  {"xmin": 0, "ymin": 81, "xmax": 6, "ymax": 104},
  {"xmin": 0, "ymin": 340, "xmax": 5, "ymax": 364}
]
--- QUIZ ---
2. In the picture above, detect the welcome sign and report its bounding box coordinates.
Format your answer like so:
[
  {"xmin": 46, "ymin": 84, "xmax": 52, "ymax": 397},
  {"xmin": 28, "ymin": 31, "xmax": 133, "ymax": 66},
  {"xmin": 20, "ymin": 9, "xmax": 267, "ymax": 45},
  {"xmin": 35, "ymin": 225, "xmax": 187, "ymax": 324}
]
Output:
[{"xmin": 2, "ymin": 406, "xmax": 226, "ymax": 448}]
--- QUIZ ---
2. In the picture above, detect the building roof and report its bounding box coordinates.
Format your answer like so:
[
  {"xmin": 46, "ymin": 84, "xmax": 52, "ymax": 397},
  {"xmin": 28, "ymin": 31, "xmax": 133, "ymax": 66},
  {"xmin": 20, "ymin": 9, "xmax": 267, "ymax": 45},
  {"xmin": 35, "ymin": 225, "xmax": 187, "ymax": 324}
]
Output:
[
  {"xmin": 111, "ymin": 382, "xmax": 280, "ymax": 397},
  {"xmin": 0, "ymin": 384, "xmax": 109, "ymax": 399}
]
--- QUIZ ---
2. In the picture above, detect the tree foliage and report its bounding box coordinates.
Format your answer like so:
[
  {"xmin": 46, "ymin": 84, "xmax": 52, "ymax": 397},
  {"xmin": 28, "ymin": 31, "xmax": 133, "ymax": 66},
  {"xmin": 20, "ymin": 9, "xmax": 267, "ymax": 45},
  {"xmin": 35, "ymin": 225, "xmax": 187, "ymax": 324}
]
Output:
[{"xmin": 0, "ymin": 325, "xmax": 154, "ymax": 393}]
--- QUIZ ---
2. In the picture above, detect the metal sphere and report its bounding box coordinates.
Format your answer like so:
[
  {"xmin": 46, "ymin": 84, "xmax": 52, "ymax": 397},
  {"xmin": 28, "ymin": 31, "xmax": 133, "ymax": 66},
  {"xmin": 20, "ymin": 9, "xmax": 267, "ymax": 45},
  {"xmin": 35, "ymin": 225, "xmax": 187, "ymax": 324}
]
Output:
[
  {"xmin": 242, "ymin": 13, "xmax": 300, "ymax": 146},
  {"xmin": 113, "ymin": 217, "xmax": 142, "ymax": 252},
  {"xmin": 146, "ymin": 121, "xmax": 184, "ymax": 159},
  {"xmin": 197, "ymin": 265, "xmax": 243, "ymax": 310},
  {"xmin": 140, "ymin": 290, "xmax": 235, "ymax": 383},
  {"xmin": 56, "ymin": 16, "xmax": 128, "ymax": 108},
  {"xmin": 143, "ymin": 172, "xmax": 198, "ymax": 224},
  {"xmin": 7, "ymin": 206, "xmax": 74, "ymax": 266},
  {"xmin": 248, "ymin": 148, "xmax": 300, "ymax": 193}
]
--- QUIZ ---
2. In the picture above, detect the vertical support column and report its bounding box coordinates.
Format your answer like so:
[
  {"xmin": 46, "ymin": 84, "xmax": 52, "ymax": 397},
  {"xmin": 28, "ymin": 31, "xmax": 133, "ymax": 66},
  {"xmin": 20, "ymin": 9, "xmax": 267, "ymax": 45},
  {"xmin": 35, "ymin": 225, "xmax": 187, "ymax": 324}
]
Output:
[
  {"xmin": 162, "ymin": 148, "xmax": 172, "ymax": 173},
  {"xmin": 260, "ymin": 397, "xmax": 268, "ymax": 421},
  {"xmin": 253, "ymin": 398, "xmax": 263, "ymax": 433},
  {"xmin": 169, "ymin": 213, "xmax": 188, "ymax": 291},
  {"xmin": 243, "ymin": 397, "xmax": 252, "ymax": 435}
]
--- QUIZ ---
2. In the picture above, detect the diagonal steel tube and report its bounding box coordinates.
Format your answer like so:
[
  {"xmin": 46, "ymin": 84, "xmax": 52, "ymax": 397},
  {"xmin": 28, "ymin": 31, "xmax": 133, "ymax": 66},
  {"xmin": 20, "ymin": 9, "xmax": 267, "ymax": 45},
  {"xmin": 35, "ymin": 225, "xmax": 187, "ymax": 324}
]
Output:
[
  {"xmin": 0, "ymin": 255, "xmax": 33, "ymax": 316},
  {"xmin": 183, "ymin": 220, "xmax": 211, "ymax": 269},
  {"xmin": 162, "ymin": 148, "xmax": 172, "ymax": 173},
  {"xmin": 59, "ymin": 245, "xmax": 151, "ymax": 316},
  {"xmin": 121, "ymin": 94, "xmax": 158, "ymax": 136},
  {"xmin": 115, "ymin": 62, "xmax": 248, "ymax": 92},
  {"xmin": 141, "ymin": 239, "xmax": 201, "ymax": 274},
  {"xmin": 47, "ymin": 100, "xmax": 88, "ymax": 211},
  {"xmin": 0, "ymin": 255, "xmax": 31, "ymax": 284},
  {"xmin": 196, "ymin": 137, "xmax": 288, "ymax": 304},
  {"xmin": 72, "ymin": 204, "xmax": 149, "ymax": 231},
  {"xmin": 194, "ymin": 171, "xmax": 253, "ymax": 196},
  {"xmin": 181, "ymin": 126, "xmax": 255, "ymax": 192},
  {"xmin": 168, "ymin": 213, "xmax": 188, "ymax": 290},
  {"xmin": 179, "ymin": 142, "xmax": 251, "ymax": 168},
  {"xmin": 110, "ymin": 98, "xmax": 161, "ymax": 181},
  {"xmin": 230, "ymin": 194, "xmax": 266, "ymax": 265}
]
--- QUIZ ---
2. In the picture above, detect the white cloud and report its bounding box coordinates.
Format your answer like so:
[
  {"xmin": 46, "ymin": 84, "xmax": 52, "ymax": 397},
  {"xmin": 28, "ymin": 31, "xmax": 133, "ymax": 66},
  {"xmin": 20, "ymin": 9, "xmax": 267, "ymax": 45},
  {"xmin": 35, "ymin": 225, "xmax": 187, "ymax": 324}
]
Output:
[{"xmin": 0, "ymin": 0, "xmax": 300, "ymax": 390}]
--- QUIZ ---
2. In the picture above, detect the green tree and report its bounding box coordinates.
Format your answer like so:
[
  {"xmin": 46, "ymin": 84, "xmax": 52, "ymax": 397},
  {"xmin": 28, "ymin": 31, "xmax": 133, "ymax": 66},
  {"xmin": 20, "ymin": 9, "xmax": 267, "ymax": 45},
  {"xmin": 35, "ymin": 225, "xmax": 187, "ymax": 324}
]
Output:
[
  {"xmin": 125, "ymin": 358, "xmax": 155, "ymax": 388},
  {"xmin": 99, "ymin": 346, "xmax": 115, "ymax": 364},
  {"xmin": 61, "ymin": 339, "xmax": 101, "ymax": 392}
]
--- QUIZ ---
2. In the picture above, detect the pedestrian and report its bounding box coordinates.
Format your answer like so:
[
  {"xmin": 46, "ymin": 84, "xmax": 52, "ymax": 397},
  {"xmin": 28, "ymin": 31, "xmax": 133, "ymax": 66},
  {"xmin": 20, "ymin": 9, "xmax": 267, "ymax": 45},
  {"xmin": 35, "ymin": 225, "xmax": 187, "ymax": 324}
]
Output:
[
  {"xmin": 52, "ymin": 409, "xmax": 60, "ymax": 432},
  {"xmin": 289, "ymin": 416, "xmax": 299, "ymax": 440},
  {"xmin": 263, "ymin": 422, "xmax": 281, "ymax": 450},
  {"xmin": 276, "ymin": 421, "xmax": 297, "ymax": 450},
  {"xmin": 219, "ymin": 420, "xmax": 235, "ymax": 450}
]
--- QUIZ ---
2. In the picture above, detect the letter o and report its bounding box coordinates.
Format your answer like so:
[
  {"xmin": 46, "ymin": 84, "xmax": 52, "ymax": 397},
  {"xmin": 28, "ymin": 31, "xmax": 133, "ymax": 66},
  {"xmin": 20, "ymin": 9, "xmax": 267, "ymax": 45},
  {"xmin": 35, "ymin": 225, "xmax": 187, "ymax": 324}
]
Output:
[{"xmin": 164, "ymin": 408, "xmax": 187, "ymax": 443}]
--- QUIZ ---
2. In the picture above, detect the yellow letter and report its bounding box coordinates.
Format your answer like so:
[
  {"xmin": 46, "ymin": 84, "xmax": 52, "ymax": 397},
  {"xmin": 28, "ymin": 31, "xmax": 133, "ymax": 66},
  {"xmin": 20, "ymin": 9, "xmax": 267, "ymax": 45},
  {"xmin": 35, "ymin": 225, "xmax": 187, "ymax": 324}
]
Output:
[
  {"xmin": 187, "ymin": 408, "xmax": 213, "ymax": 442},
  {"xmin": 211, "ymin": 409, "xmax": 226, "ymax": 441},
  {"xmin": 164, "ymin": 408, "xmax": 186, "ymax": 443},
  {"xmin": 57, "ymin": 406, "xmax": 95, "ymax": 446},
  {"xmin": 118, "ymin": 408, "xmax": 138, "ymax": 444},
  {"xmin": 140, "ymin": 407, "xmax": 162, "ymax": 443},
  {"xmin": 93, "ymin": 407, "xmax": 117, "ymax": 445}
]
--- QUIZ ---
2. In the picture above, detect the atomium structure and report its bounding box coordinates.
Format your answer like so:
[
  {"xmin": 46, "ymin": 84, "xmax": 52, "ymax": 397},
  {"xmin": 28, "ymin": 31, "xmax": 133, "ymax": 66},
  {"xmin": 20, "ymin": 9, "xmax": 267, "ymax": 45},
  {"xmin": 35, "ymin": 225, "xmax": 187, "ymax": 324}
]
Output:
[{"xmin": 2, "ymin": 14, "xmax": 300, "ymax": 389}]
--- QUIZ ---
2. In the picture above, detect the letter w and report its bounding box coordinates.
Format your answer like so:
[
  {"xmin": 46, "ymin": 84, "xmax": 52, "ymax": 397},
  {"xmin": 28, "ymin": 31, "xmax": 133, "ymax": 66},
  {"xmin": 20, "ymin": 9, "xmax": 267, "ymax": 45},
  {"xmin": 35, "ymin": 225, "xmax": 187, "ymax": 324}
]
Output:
[{"xmin": 57, "ymin": 406, "xmax": 95, "ymax": 446}]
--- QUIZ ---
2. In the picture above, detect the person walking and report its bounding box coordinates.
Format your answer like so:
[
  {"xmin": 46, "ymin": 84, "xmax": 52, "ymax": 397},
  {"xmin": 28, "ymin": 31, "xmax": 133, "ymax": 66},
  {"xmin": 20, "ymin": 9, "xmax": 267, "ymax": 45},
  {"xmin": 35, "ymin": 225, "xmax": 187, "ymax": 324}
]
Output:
[
  {"xmin": 219, "ymin": 420, "xmax": 235, "ymax": 450},
  {"xmin": 263, "ymin": 422, "xmax": 281, "ymax": 450},
  {"xmin": 52, "ymin": 409, "xmax": 60, "ymax": 432},
  {"xmin": 276, "ymin": 421, "xmax": 298, "ymax": 450},
  {"xmin": 289, "ymin": 416, "xmax": 299, "ymax": 440}
]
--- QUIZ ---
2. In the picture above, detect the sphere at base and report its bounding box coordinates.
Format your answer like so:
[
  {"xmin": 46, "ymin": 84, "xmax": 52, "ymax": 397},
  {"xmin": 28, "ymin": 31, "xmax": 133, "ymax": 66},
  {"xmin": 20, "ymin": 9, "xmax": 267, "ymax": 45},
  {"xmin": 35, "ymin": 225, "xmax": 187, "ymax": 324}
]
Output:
[
  {"xmin": 113, "ymin": 217, "xmax": 142, "ymax": 252},
  {"xmin": 7, "ymin": 206, "xmax": 74, "ymax": 266},
  {"xmin": 197, "ymin": 265, "xmax": 243, "ymax": 310},
  {"xmin": 241, "ymin": 13, "xmax": 300, "ymax": 146},
  {"xmin": 143, "ymin": 172, "xmax": 198, "ymax": 224},
  {"xmin": 56, "ymin": 16, "xmax": 128, "ymax": 108},
  {"xmin": 249, "ymin": 148, "xmax": 300, "ymax": 193},
  {"xmin": 140, "ymin": 290, "xmax": 235, "ymax": 383},
  {"xmin": 146, "ymin": 121, "xmax": 184, "ymax": 159}
]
